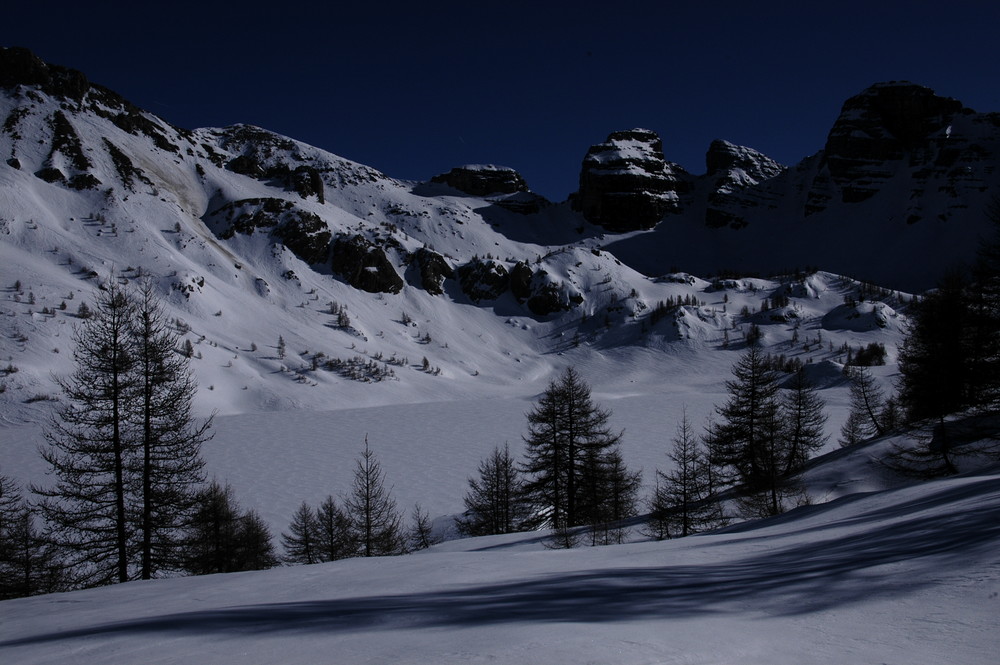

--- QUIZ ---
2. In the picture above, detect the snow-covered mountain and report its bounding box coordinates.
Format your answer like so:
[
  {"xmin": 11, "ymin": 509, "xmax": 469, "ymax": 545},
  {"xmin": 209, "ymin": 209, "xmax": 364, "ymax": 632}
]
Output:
[
  {"xmin": 596, "ymin": 83, "xmax": 1000, "ymax": 289},
  {"xmin": 1, "ymin": 47, "xmax": 931, "ymax": 423},
  {"xmin": 2, "ymin": 47, "xmax": 999, "ymax": 665}
]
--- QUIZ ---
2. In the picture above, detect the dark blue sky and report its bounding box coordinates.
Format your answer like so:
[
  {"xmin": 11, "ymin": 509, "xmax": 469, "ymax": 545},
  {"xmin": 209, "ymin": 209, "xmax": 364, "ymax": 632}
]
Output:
[{"xmin": 6, "ymin": 1, "xmax": 1000, "ymax": 201}]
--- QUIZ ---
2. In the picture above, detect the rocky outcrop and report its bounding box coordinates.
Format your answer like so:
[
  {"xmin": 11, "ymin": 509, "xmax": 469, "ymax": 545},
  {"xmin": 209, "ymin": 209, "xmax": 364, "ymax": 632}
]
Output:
[
  {"xmin": 208, "ymin": 198, "xmax": 332, "ymax": 265},
  {"xmin": 489, "ymin": 191, "xmax": 549, "ymax": 215},
  {"xmin": 509, "ymin": 261, "xmax": 533, "ymax": 302},
  {"xmin": 456, "ymin": 257, "xmax": 510, "ymax": 302},
  {"xmin": 411, "ymin": 247, "xmax": 454, "ymax": 295},
  {"xmin": 0, "ymin": 47, "xmax": 90, "ymax": 101},
  {"xmin": 523, "ymin": 270, "xmax": 582, "ymax": 316},
  {"xmin": 289, "ymin": 165, "xmax": 324, "ymax": 203},
  {"xmin": 220, "ymin": 125, "xmax": 299, "ymax": 180},
  {"xmin": 431, "ymin": 164, "xmax": 528, "ymax": 196},
  {"xmin": 704, "ymin": 139, "xmax": 785, "ymax": 228},
  {"xmin": 574, "ymin": 128, "xmax": 691, "ymax": 232},
  {"xmin": 275, "ymin": 211, "xmax": 331, "ymax": 265},
  {"xmin": 506, "ymin": 261, "xmax": 581, "ymax": 315},
  {"xmin": 706, "ymin": 139, "xmax": 785, "ymax": 182},
  {"xmin": 331, "ymin": 235, "xmax": 404, "ymax": 294},
  {"xmin": 791, "ymin": 81, "xmax": 1000, "ymax": 229},
  {"xmin": 821, "ymin": 82, "xmax": 971, "ymax": 204}
]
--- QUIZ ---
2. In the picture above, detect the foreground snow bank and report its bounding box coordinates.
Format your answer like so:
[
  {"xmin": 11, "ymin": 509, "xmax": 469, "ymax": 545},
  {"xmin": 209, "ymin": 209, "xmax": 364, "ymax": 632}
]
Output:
[{"xmin": 2, "ymin": 463, "xmax": 998, "ymax": 665}]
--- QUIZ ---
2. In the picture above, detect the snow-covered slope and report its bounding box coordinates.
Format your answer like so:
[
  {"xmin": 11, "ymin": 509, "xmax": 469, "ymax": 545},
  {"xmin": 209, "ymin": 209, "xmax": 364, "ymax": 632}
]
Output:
[
  {"xmin": 2, "ymin": 433, "xmax": 997, "ymax": 665},
  {"xmin": 0, "ymin": 49, "xmax": 915, "ymax": 424},
  {"xmin": 0, "ymin": 49, "xmax": 921, "ymax": 529}
]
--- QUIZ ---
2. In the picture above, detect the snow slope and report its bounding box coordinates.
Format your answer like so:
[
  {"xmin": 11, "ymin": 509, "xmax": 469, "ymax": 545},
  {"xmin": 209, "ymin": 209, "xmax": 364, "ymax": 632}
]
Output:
[{"xmin": 2, "ymin": 439, "xmax": 997, "ymax": 665}]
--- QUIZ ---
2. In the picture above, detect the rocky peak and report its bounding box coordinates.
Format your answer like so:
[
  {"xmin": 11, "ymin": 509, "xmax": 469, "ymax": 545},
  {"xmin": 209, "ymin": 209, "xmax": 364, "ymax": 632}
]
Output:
[
  {"xmin": 430, "ymin": 164, "xmax": 529, "ymax": 196},
  {"xmin": 0, "ymin": 47, "xmax": 90, "ymax": 101},
  {"xmin": 704, "ymin": 140, "xmax": 785, "ymax": 229},
  {"xmin": 706, "ymin": 139, "xmax": 784, "ymax": 182},
  {"xmin": 822, "ymin": 81, "xmax": 971, "ymax": 203},
  {"xmin": 574, "ymin": 128, "xmax": 691, "ymax": 232},
  {"xmin": 832, "ymin": 81, "xmax": 965, "ymax": 148}
]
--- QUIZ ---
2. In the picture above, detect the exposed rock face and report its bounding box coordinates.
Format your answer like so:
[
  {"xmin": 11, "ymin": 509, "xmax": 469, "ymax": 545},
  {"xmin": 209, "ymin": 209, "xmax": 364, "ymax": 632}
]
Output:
[
  {"xmin": 275, "ymin": 211, "xmax": 331, "ymax": 265},
  {"xmin": 208, "ymin": 198, "xmax": 332, "ymax": 265},
  {"xmin": 456, "ymin": 257, "xmax": 510, "ymax": 301},
  {"xmin": 523, "ymin": 270, "xmax": 582, "ymax": 316},
  {"xmin": 506, "ymin": 261, "xmax": 581, "ymax": 315},
  {"xmin": 490, "ymin": 191, "xmax": 549, "ymax": 215},
  {"xmin": 221, "ymin": 125, "xmax": 298, "ymax": 180},
  {"xmin": 821, "ymin": 82, "xmax": 971, "ymax": 204},
  {"xmin": 706, "ymin": 139, "xmax": 785, "ymax": 181},
  {"xmin": 331, "ymin": 235, "xmax": 403, "ymax": 294},
  {"xmin": 509, "ymin": 261, "xmax": 533, "ymax": 302},
  {"xmin": 412, "ymin": 247, "xmax": 454, "ymax": 295},
  {"xmin": 431, "ymin": 164, "xmax": 528, "ymax": 196},
  {"xmin": 289, "ymin": 165, "xmax": 324, "ymax": 203},
  {"xmin": 574, "ymin": 128, "xmax": 691, "ymax": 232},
  {"xmin": 0, "ymin": 47, "xmax": 90, "ymax": 100},
  {"xmin": 103, "ymin": 137, "xmax": 153, "ymax": 191},
  {"xmin": 704, "ymin": 139, "xmax": 785, "ymax": 228}
]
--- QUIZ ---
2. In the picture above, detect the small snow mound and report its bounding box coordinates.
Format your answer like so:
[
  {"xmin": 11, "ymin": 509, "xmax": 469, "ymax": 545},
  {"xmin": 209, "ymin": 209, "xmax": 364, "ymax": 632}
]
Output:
[
  {"xmin": 822, "ymin": 301, "xmax": 899, "ymax": 332},
  {"xmin": 785, "ymin": 359, "xmax": 849, "ymax": 389}
]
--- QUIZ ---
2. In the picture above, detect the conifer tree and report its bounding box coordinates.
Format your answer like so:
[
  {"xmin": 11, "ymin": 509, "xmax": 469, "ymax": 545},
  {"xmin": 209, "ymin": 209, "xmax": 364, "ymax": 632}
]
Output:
[
  {"xmin": 409, "ymin": 503, "xmax": 436, "ymax": 551},
  {"xmin": 967, "ymin": 198, "xmax": 1000, "ymax": 410},
  {"xmin": 345, "ymin": 439, "xmax": 404, "ymax": 557},
  {"xmin": 236, "ymin": 510, "xmax": 279, "ymax": 571},
  {"xmin": 586, "ymin": 446, "xmax": 641, "ymax": 545},
  {"xmin": 522, "ymin": 367, "xmax": 625, "ymax": 529},
  {"xmin": 521, "ymin": 376, "xmax": 567, "ymax": 528},
  {"xmin": 1, "ymin": 473, "xmax": 62, "ymax": 598},
  {"xmin": 839, "ymin": 409, "xmax": 869, "ymax": 448},
  {"xmin": 644, "ymin": 475, "xmax": 673, "ymax": 541},
  {"xmin": 782, "ymin": 368, "xmax": 828, "ymax": 473},
  {"xmin": 182, "ymin": 480, "xmax": 277, "ymax": 574},
  {"xmin": 132, "ymin": 280, "xmax": 209, "ymax": 578},
  {"xmin": 650, "ymin": 410, "xmax": 721, "ymax": 538},
  {"xmin": 841, "ymin": 365, "xmax": 886, "ymax": 443},
  {"xmin": 35, "ymin": 281, "xmax": 137, "ymax": 587},
  {"xmin": 457, "ymin": 443, "xmax": 531, "ymax": 537},
  {"xmin": 314, "ymin": 495, "xmax": 355, "ymax": 561},
  {"xmin": 0, "ymin": 471, "xmax": 21, "ymax": 563},
  {"xmin": 0, "ymin": 475, "xmax": 63, "ymax": 600},
  {"xmin": 710, "ymin": 345, "xmax": 783, "ymax": 491},
  {"xmin": 281, "ymin": 501, "xmax": 321, "ymax": 564},
  {"xmin": 35, "ymin": 279, "xmax": 211, "ymax": 586},
  {"xmin": 182, "ymin": 480, "xmax": 240, "ymax": 575},
  {"xmin": 898, "ymin": 271, "xmax": 971, "ymax": 423},
  {"xmin": 710, "ymin": 347, "xmax": 812, "ymax": 517}
]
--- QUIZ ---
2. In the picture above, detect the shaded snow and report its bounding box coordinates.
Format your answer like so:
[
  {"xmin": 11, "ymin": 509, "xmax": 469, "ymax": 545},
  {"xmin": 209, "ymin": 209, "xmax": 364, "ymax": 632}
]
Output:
[{"xmin": 1, "ymin": 453, "xmax": 997, "ymax": 665}]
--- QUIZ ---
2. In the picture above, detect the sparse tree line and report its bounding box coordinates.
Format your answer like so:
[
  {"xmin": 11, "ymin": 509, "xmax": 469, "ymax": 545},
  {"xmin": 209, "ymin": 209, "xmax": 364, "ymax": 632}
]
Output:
[{"xmin": 456, "ymin": 356, "xmax": 827, "ymax": 546}]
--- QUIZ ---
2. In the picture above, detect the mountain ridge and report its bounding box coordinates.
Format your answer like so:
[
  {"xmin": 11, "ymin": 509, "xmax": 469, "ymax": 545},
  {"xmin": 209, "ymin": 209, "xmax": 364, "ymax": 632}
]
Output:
[
  {"xmin": 2, "ymin": 47, "xmax": 996, "ymax": 291},
  {"xmin": 0, "ymin": 47, "xmax": 980, "ymax": 426}
]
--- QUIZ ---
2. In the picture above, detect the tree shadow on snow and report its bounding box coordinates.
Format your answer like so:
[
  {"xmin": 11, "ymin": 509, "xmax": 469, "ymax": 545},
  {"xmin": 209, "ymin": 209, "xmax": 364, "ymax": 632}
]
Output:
[{"xmin": 3, "ymin": 477, "xmax": 998, "ymax": 647}]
